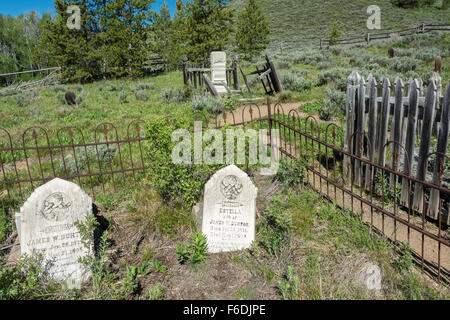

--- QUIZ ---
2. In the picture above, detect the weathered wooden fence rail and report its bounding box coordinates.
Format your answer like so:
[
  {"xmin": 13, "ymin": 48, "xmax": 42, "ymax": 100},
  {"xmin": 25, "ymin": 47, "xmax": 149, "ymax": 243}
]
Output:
[
  {"xmin": 345, "ymin": 71, "xmax": 449, "ymax": 225},
  {"xmin": 182, "ymin": 56, "xmax": 240, "ymax": 91}
]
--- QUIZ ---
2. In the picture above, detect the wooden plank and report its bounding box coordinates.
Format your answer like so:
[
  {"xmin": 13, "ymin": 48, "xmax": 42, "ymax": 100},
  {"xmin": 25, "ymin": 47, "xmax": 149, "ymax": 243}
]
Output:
[
  {"xmin": 193, "ymin": 71, "xmax": 198, "ymax": 89},
  {"xmin": 232, "ymin": 57, "xmax": 240, "ymax": 91},
  {"xmin": 377, "ymin": 77, "xmax": 391, "ymax": 167},
  {"xmin": 412, "ymin": 80, "xmax": 437, "ymax": 212},
  {"xmin": 202, "ymin": 73, "xmax": 219, "ymax": 98},
  {"xmin": 427, "ymin": 82, "xmax": 450, "ymax": 220},
  {"xmin": 400, "ymin": 80, "xmax": 419, "ymax": 207},
  {"xmin": 400, "ymin": 79, "xmax": 413, "ymax": 166},
  {"xmin": 265, "ymin": 54, "xmax": 283, "ymax": 93},
  {"xmin": 239, "ymin": 66, "xmax": 252, "ymax": 94},
  {"xmin": 390, "ymin": 77, "xmax": 404, "ymax": 187},
  {"xmin": 354, "ymin": 77, "xmax": 366, "ymax": 187},
  {"xmin": 365, "ymin": 75, "xmax": 378, "ymax": 190}
]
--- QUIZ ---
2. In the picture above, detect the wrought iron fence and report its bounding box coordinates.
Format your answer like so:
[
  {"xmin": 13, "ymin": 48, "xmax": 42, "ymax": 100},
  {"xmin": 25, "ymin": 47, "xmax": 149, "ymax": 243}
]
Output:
[{"xmin": 1, "ymin": 99, "xmax": 449, "ymax": 284}]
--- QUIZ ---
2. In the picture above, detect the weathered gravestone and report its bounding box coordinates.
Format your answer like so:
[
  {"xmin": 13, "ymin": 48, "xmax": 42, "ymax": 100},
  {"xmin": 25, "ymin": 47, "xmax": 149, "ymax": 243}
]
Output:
[
  {"xmin": 210, "ymin": 51, "xmax": 228, "ymax": 96},
  {"xmin": 201, "ymin": 165, "xmax": 258, "ymax": 253},
  {"xmin": 15, "ymin": 178, "xmax": 92, "ymax": 288}
]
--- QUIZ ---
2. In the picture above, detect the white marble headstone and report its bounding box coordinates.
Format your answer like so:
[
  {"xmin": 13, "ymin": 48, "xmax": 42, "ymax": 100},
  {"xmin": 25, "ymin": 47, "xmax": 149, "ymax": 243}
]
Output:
[
  {"xmin": 202, "ymin": 165, "xmax": 258, "ymax": 253},
  {"xmin": 210, "ymin": 51, "xmax": 228, "ymax": 95},
  {"xmin": 15, "ymin": 178, "xmax": 92, "ymax": 289}
]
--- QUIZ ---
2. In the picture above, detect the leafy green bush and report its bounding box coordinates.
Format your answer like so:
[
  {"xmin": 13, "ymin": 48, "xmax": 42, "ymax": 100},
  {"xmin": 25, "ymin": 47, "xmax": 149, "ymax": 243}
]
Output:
[
  {"xmin": 145, "ymin": 283, "xmax": 165, "ymax": 300},
  {"xmin": 258, "ymin": 195, "xmax": 293, "ymax": 257},
  {"xmin": 0, "ymin": 209, "xmax": 11, "ymax": 243},
  {"xmin": 175, "ymin": 231, "xmax": 208, "ymax": 265},
  {"xmin": 276, "ymin": 159, "xmax": 306, "ymax": 187},
  {"xmin": 277, "ymin": 265, "xmax": 301, "ymax": 300},
  {"xmin": 0, "ymin": 254, "xmax": 61, "ymax": 299},
  {"xmin": 144, "ymin": 114, "xmax": 225, "ymax": 207}
]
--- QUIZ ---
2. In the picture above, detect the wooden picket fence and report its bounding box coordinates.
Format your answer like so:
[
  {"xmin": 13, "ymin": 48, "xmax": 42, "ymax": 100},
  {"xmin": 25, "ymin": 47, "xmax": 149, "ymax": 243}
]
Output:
[{"xmin": 345, "ymin": 71, "xmax": 449, "ymax": 224}]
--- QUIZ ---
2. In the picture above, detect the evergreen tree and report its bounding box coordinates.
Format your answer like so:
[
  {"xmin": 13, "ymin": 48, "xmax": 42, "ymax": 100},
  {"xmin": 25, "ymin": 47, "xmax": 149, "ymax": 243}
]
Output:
[
  {"xmin": 235, "ymin": 0, "xmax": 270, "ymax": 62},
  {"xmin": 100, "ymin": 0, "xmax": 155, "ymax": 78},
  {"xmin": 37, "ymin": 0, "xmax": 97, "ymax": 82},
  {"xmin": 174, "ymin": 0, "xmax": 234, "ymax": 64},
  {"xmin": 151, "ymin": 0, "xmax": 173, "ymax": 71}
]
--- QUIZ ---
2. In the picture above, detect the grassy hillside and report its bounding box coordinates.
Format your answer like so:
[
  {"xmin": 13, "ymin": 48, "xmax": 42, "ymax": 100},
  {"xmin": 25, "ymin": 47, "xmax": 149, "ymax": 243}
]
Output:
[{"xmin": 228, "ymin": 0, "xmax": 450, "ymax": 49}]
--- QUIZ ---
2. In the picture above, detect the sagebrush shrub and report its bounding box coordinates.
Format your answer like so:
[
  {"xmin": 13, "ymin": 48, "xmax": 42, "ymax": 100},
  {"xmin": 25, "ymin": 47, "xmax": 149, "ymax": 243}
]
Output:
[
  {"xmin": 279, "ymin": 72, "xmax": 312, "ymax": 92},
  {"xmin": 119, "ymin": 91, "xmax": 128, "ymax": 103},
  {"xmin": 320, "ymin": 87, "xmax": 346, "ymax": 120},
  {"xmin": 192, "ymin": 95, "xmax": 225, "ymax": 113},
  {"xmin": 278, "ymin": 60, "xmax": 292, "ymax": 70},
  {"xmin": 135, "ymin": 90, "xmax": 149, "ymax": 101},
  {"xmin": 76, "ymin": 91, "xmax": 86, "ymax": 105},
  {"xmin": 388, "ymin": 57, "xmax": 420, "ymax": 72},
  {"xmin": 14, "ymin": 94, "xmax": 28, "ymax": 107},
  {"xmin": 53, "ymin": 85, "xmax": 67, "ymax": 92},
  {"xmin": 317, "ymin": 68, "xmax": 351, "ymax": 90},
  {"xmin": 161, "ymin": 87, "xmax": 187, "ymax": 103}
]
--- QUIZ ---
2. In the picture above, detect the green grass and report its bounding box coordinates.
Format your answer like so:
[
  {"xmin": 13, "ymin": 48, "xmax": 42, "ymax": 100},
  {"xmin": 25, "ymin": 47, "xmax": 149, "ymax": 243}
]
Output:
[
  {"xmin": 235, "ymin": 186, "xmax": 450, "ymax": 300},
  {"xmin": 228, "ymin": 0, "xmax": 449, "ymax": 49}
]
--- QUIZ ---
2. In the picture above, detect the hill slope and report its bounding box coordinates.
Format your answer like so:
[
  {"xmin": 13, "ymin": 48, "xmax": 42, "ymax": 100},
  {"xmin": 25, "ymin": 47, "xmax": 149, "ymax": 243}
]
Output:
[{"xmin": 227, "ymin": 0, "xmax": 450, "ymax": 49}]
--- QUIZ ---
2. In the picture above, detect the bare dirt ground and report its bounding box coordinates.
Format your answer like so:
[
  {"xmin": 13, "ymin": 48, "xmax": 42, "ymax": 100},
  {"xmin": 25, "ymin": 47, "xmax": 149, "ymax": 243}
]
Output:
[{"xmin": 104, "ymin": 175, "xmax": 284, "ymax": 300}]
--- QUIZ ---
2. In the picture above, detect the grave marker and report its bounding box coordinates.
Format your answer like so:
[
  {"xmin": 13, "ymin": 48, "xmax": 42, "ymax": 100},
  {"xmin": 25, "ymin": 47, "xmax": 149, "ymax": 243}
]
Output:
[
  {"xmin": 201, "ymin": 165, "xmax": 257, "ymax": 253},
  {"xmin": 15, "ymin": 178, "xmax": 92, "ymax": 288}
]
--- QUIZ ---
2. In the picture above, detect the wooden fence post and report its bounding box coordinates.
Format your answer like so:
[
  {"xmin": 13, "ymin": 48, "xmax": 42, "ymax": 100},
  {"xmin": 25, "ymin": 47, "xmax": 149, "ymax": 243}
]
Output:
[
  {"xmin": 400, "ymin": 80, "xmax": 419, "ymax": 207},
  {"xmin": 377, "ymin": 77, "xmax": 391, "ymax": 168},
  {"xmin": 365, "ymin": 74, "xmax": 378, "ymax": 190},
  {"xmin": 354, "ymin": 77, "xmax": 366, "ymax": 187},
  {"xmin": 412, "ymin": 79, "xmax": 437, "ymax": 212},
  {"xmin": 427, "ymin": 83, "xmax": 450, "ymax": 220},
  {"xmin": 182, "ymin": 56, "xmax": 188, "ymax": 85},
  {"xmin": 435, "ymin": 56, "xmax": 442, "ymax": 74},
  {"xmin": 390, "ymin": 77, "xmax": 404, "ymax": 187},
  {"xmin": 344, "ymin": 71, "xmax": 360, "ymax": 181},
  {"xmin": 265, "ymin": 54, "xmax": 283, "ymax": 93},
  {"xmin": 232, "ymin": 57, "xmax": 240, "ymax": 91}
]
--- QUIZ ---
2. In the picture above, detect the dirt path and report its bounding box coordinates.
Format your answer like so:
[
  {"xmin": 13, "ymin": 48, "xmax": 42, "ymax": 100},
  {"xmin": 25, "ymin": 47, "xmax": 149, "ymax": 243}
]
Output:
[{"xmin": 224, "ymin": 101, "xmax": 320, "ymax": 124}]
